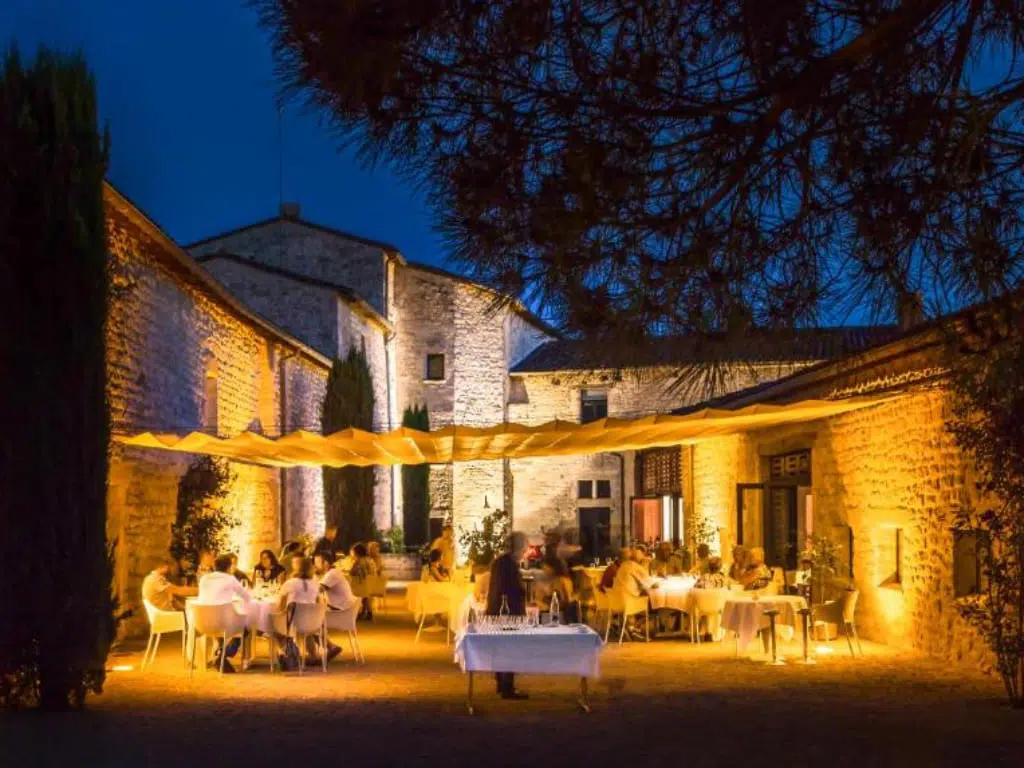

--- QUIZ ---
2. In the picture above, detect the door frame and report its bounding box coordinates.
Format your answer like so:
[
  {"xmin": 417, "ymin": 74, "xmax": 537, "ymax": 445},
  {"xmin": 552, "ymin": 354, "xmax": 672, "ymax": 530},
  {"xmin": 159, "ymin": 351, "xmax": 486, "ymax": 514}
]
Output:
[{"xmin": 735, "ymin": 483, "xmax": 765, "ymax": 545}]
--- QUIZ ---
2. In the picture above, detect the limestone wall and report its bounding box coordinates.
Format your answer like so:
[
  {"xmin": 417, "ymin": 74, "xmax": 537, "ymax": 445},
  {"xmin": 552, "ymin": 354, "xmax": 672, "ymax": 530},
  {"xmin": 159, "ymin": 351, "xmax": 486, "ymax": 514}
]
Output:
[
  {"xmin": 189, "ymin": 219, "xmax": 389, "ymax": 315},
  {"xmin": 105, "ymin": 197, "xmax": 328, "ymax": 635},
  {"xmin": 687, "ymin": 389, "xmax": 989, "ymax": 667}
]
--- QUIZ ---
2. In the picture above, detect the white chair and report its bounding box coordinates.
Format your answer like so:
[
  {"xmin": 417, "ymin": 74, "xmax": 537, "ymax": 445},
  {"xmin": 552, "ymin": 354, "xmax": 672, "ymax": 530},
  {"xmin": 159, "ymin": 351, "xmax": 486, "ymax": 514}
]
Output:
[
  {"xmin": 367, "ymin": 574, "xmax": 389, "ymax": 618},
  {"xmin": 688, "ymin": 588, "xmax": 728, "ymax": 644},
  {"xmin": 326, "ymin": 604, "xmax": 365, "ymax": 663},
  {"xmin": 189, "ymin": 602, "xmax": 247, "ymax": 678},
  {"xmin": 415, "ymin": 582, "xmax": 456, "ymax": 645},
  {"xmin": 606, "ymin": 589, "xmax": 650, "ymax": 646},
  {"xmin": 290, "ymin": 602, "xmax": 328, "ymax": 674},
  {"xmin": 813, "ymin": 589, "xmax": 862, "ymax": 657},
  {"xmin": 142, "ymin": 599, "xmax": 186, "ymax": 670}
]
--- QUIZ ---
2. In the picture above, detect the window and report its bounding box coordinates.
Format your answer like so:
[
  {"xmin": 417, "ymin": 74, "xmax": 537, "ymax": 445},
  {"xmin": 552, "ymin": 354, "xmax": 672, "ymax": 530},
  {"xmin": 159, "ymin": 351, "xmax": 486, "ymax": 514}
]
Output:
[
  {"xmin": 425, "ymin": 353, "xmax": 445, "ymax": 381},
  {"xmin": 202, "ymin": 357, "xmax": 219, "ymax": 435},
  {"xmin": 877, "ymin": 528, "xmax": 902, "ymax": 587},
  {"xmin": 954, "ymin": 530, "xmax": 989, "ymax": 598},
  {"xmin": 580, "ymin": 389, "xmax": 608, "ymax": 424},
  {"xmin": 577, "ymin": 480, "xmax": 593, "ymax": 499},
  {"xmin": 595, "ymin": 479, "xmax": 611, "ymax": 499}
]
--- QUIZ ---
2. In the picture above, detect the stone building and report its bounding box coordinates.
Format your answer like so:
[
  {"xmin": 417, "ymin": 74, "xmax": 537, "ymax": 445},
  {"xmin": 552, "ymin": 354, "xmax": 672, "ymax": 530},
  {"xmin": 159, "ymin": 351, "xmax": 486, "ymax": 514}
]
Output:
[
  {"xmin": 104, "ymin": 186, "xmax": 330, "ymax": 634},
  {"xmin": 678, "ymin": 319, "xmax": 989, "ymax": 663}
]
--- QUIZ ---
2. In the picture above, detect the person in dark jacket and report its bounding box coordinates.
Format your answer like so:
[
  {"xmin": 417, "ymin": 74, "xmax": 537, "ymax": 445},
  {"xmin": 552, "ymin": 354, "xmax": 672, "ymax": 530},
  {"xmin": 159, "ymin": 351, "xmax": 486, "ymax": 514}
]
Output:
[{"xmin": 486, "ymin": 531, "xmax": 529, "ymax": 700}]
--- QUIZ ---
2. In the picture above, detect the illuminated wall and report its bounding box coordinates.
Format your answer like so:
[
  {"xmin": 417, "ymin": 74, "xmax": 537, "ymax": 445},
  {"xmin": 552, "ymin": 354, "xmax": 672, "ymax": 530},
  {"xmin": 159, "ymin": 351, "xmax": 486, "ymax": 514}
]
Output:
[
  {"xmin": 104, "ymin": 190, "xmax": 329, "ymax": 636},
  {"xmin": 687, "ymin": 389, "xmax": 990, "ymax": 667}
]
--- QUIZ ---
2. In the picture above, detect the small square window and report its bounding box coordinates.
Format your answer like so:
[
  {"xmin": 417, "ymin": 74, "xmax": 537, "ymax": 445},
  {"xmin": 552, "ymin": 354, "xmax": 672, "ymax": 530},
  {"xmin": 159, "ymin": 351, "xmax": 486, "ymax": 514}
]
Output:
[
  {"xmin": 595, "ymin": 480, "xmax": 611, "ymax": 499},
  {"xmin": 578, "ymin": 480, "xmax": 594, "ymax": 499},
  {"xmin": 580, "ymin": 389, "xmax": 608, "ymax": 424},
  {"xmin": 425, "ymin": 354, "xmax": 445, "ymax": 381}
]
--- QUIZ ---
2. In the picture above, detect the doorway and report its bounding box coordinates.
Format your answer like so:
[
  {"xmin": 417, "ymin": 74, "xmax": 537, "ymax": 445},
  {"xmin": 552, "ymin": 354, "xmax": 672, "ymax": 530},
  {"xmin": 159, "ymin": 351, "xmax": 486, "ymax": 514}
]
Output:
[
  {"xmin": 578, "ymin": 507, "xmax": 611, "ymax": 560},
  {"xmin": 736, "ymin": 482, "xmax": 799, "ymax": 570}
]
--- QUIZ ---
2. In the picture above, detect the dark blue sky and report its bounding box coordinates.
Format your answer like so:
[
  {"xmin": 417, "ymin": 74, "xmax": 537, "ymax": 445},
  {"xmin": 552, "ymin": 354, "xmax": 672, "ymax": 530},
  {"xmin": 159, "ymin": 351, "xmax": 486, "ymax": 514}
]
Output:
[{"xmin": 3, "ymin": 0, "xmax": 444, "ymax": 263}]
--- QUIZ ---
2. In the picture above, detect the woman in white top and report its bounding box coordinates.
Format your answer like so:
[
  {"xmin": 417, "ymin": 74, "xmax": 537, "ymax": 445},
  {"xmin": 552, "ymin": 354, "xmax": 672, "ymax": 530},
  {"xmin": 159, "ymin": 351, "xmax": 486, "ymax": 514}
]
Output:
[{"xmin": 277, "ymin": 556, "xmax": 322, "ymax": 611}]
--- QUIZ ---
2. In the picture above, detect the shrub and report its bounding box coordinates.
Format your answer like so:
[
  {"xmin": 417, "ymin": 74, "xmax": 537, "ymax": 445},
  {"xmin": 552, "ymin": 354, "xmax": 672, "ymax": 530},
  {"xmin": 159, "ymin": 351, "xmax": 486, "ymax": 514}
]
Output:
[{"xmin": 169, "ymin": 456, "xmax": 237, "ymax": 580}]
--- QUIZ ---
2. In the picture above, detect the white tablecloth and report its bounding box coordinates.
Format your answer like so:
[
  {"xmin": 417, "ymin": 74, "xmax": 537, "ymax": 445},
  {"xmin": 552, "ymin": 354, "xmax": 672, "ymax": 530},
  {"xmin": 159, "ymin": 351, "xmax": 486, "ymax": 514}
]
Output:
[
  {"xmin": 648, "ymin": 576, "xmax": 698, "ymax": 611},
  {"xmin": 721, "ymin": 595, "xmax": 807, "ymax": 650},
  {"xmin": 454, "ymin": 625, "xmax": 602, "ymax": 678},
  {"xmin": 186, "ymin": 598, "xmax": 278, "ymax": 634}
]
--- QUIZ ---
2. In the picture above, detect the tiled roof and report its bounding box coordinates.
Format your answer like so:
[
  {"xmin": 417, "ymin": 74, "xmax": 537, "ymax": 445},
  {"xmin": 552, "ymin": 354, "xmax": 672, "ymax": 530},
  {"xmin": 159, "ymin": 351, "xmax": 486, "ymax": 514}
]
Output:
[{"xmin": 510, "ymin": 326, "xmax": 902, "ymax": 373}]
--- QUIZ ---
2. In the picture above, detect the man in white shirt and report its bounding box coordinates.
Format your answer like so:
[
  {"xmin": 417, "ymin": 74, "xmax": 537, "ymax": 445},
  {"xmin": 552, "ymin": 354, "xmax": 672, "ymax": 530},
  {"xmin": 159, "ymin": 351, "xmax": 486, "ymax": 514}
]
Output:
[
  {"xmin": 142, "ymin": 558, "xmax": 196, "ymax": 611},
  {"xmin": 313, "ymin": 553, "xmax": 348, "ymax": 663},
  {"xmin": 196, "ymin": 554, "xmax": 251, "ymax": 672}
]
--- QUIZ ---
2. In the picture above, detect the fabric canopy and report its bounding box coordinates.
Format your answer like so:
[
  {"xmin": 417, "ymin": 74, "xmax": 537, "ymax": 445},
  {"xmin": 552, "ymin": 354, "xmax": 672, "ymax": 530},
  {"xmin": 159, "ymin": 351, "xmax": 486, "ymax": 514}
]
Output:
[{"xmin": 114, "ymin": 395, "xmax": 895, "ymax": 468}]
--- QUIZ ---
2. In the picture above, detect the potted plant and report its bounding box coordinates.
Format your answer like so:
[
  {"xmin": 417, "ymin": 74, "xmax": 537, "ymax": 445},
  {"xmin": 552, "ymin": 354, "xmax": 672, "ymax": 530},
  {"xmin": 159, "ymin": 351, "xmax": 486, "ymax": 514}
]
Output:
[{"xmin": 459, "ymin": 507, "xmax": 511, "ymax": 578}]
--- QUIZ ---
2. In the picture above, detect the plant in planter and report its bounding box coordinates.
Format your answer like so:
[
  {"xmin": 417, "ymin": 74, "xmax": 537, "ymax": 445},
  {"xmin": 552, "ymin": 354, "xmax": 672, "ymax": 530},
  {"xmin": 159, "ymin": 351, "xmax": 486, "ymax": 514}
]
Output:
[
  {"xmin": 800, "ymin": 534, "xmax": 840, "ymax": 603},
  {"xmin": 459, "ymin": 507, "xmax": 511, "ymax": 572}
]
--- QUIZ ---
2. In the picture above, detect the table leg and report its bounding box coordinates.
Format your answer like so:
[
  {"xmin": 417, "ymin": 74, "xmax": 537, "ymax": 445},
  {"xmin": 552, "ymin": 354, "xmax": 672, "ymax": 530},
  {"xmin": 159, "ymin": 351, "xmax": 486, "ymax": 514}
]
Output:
[
  {"xmin": 578, "ymin": 677, "xmax": 591, "ymax": 713},
  {"xmin": 466, "ymin": 671, "xmax": 475, "ymax": 716}
]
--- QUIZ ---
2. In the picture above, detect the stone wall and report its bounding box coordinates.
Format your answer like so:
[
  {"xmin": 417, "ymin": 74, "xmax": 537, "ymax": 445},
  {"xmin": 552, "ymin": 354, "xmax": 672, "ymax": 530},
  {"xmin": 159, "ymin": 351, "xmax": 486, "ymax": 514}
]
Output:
[
  {"xmin": 189, "ymin": 218, "xmax": 389, "ymax": 315},
  {"xmin": 105, "ymin": 193, "xmax": 329, "ymax": 635},
  {"xmin": 687, "ymin": 389, "xmax": 989, "ymax": 667},
  {"xmin": 200, "ymin": 255, "xmax": 339, "ymax": 359}
]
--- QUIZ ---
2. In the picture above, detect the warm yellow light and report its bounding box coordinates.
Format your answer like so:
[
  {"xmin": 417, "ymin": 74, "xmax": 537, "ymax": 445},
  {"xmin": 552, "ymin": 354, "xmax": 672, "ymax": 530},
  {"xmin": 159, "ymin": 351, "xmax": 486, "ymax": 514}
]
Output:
[
  {"xmin": 814, "ymin": 645, "xmax": 835, "ymax": 656},
  {"xmin": 110, "ymin": 664, "xmax": 134, "ymax": 672}
]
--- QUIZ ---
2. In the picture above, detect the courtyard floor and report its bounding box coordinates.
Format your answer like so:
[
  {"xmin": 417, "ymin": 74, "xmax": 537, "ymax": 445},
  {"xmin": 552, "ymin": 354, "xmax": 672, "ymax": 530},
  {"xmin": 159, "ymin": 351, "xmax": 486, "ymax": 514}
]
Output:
[{"xmin": 3, "ymin": 595, "xmax": 1022, "ymax": 767}]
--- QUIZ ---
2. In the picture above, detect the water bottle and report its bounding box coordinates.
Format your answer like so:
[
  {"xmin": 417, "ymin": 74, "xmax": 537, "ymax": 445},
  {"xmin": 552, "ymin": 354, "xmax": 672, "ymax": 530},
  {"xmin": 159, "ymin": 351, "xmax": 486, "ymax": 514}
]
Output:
[
  {"xmin": 499, "ymin": 594, "xmax": 509, "ymax": 619},
  {"xmin": 549, "ymin": 591, "xmax": 560, "ymax": 625}
]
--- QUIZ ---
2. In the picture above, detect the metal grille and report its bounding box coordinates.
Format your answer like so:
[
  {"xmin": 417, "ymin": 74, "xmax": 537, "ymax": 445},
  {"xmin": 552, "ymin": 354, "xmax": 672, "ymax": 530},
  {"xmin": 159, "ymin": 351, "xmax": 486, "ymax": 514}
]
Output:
[
  {"xmin": 769, "ymin": 450, "xmax": 810, "ymax": 480},
  {"xmin": 639, "ymin": 447, "xmax": 681, "ymax": 496}
]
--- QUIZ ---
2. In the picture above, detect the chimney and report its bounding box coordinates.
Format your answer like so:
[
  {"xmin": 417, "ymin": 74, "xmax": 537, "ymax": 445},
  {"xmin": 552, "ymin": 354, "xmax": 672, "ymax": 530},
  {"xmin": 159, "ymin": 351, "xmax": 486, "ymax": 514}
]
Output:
[
  {"xmin": 279, "ymin": 202, "xmax": 300, "ymax": 220},
  {"xmin": 898, "ymin": 291, "xmax": 924, "ymax": 331}
]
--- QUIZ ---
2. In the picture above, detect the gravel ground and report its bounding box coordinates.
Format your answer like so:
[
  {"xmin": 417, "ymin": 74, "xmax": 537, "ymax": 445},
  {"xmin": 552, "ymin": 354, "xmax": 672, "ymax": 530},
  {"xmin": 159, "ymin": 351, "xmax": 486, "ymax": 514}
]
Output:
[{"xmin": 4, "ymin": 599, "xmax": 1022, "ymax": 767}]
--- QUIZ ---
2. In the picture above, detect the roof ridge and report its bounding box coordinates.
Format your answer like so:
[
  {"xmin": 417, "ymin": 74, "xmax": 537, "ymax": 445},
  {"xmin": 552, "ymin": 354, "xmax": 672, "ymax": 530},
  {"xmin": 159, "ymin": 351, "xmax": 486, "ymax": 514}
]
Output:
[{"xmin": 184, "ymin": 213, "xmax": 403, "ymax": 256}]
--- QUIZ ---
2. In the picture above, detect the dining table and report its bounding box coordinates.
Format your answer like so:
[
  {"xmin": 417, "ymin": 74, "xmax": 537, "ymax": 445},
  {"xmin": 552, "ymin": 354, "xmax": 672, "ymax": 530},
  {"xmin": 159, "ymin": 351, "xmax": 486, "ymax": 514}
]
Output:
[{"xmin": 721, "ymin": 594, "xmax": 807, "ymax": 651}]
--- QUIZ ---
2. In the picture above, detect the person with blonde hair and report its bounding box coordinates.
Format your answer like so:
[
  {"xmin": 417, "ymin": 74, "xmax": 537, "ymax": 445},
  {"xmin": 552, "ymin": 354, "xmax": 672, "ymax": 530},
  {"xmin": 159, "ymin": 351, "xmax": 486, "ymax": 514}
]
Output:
[
  {"xmin": 739, "ymin": 546, "xmax": 772, "ymax": 590},
  {"xmin": 728, "ymin": 544, "xmax": 748, "ymax": 582}
]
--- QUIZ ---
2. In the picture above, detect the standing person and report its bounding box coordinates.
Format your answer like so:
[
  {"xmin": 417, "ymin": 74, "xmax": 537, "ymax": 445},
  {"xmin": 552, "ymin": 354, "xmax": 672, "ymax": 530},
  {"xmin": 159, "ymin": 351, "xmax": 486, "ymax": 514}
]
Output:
[
  {"xmin": 486, "ymin": 531, "xmax": 530, "ymax": 700},
  {"xmin": 142, "ymin": 557, "xmax": 197, "ymax": 611},
  {"xmin": 430, "ymin": 525, "xmax": 456, "ymax": 574},
  {"xmin": 349, "ymin": 543, "xmax": 377, "ymax": 619}
]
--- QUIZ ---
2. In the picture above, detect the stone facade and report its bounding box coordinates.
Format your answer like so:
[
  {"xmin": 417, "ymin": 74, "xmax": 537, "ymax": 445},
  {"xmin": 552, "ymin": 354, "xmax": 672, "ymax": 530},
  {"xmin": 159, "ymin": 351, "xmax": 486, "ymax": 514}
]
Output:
[
  {"xmin": 105, "ymin": 188, "xmax": 329, "ymax": 635},
  {"xmin": 188, "ymin": 217, "xmax": 391, "ymax": 316},
  {"xmin": 685, "ymin": 332, "xmax": 990, "ymax": 668}
]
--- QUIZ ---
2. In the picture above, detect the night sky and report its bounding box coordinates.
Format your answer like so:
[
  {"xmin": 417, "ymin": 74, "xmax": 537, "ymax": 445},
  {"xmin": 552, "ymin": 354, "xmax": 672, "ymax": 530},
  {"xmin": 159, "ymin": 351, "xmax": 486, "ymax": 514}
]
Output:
[{"xmin": 2, "ymin": 0, "xmax": 444, "ymax": 264}]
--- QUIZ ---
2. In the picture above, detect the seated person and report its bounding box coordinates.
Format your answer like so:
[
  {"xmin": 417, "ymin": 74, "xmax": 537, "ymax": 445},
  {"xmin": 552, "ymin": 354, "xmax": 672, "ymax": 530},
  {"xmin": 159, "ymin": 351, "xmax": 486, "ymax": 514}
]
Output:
[
  {"xmin": 651, "ymin": 542, "xmax": 673, "ymax": 578},
  {"xmin": 229, "ymin": 553, "xmax": 250, "ymax": 587},
  {"xmin": 367, "ymin": 541, "xmax": 385, "ymax": 576},
  {"xmin": 312, "ymin": 536, "xmax": 336, "ymax": 562},
  {"xmin": 600, "ymin": 549, "xmax": 627, "ymax": 591},
  {"xmin": 695, "ymin": 557, "xmax": 729, "ymax": 589},
  {"xmin": 727, "ymin": 545, "xmax": 748, "ymax": 582},
  {"xmin": 197, "ymin": 554, "xmax": 251, "ymax": 672},
  {"xmin": 252, "ymin": 549, "xmax": 286, "ymax": 591},
  {"xmin": 349, "ymin": 542, "xmax": 377, "ymax": 619},
  {"xmin": 739, "ymin": 547, "xmax": 773, "ymax": 591},
  {"xmin": 421, "ymin": 548, "xmax": 450, "ymax": 582},
  {"xmin": 311, "ymin": 553, "xmax": 348, "ymax": 663},
  {"xmin": 275, "ymin": 556, "xmax": 325, "ymax": 667},
  {"xmin": 691, "ymin": 543, "xmax": 712, "ymax": 575},
  {"xmin": 193, "ymin": 549, "xmax": 215, "ymax": 584},
  {"xmin": 279, "ymin": 540, "xmax": 305, "ymax": 565},
  {"xmin": 613, "ymin": 548, "xmax": 659, "ymax": 598},
  {"xmin": 534, "ymin": 556, "xmax": 577, "ymax": 622},
  {"xmin": 142, "ymin": 557, "xmax": 196, "ymax": 612}
]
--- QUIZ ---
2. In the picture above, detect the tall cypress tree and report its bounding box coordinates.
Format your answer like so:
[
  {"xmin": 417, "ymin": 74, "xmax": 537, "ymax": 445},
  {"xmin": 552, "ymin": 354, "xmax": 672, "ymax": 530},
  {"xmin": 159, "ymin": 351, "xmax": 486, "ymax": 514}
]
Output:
[
  {"xmin": 0, "ymin": 47, "xmax": 115, "ymax": 709},
  {"xmin": 401, "ymin": 405, "xmax": 431, "ymax": 547},
  {"xmin": 321, "ymin": 346, "xmax": 376, "ymax": 549}
]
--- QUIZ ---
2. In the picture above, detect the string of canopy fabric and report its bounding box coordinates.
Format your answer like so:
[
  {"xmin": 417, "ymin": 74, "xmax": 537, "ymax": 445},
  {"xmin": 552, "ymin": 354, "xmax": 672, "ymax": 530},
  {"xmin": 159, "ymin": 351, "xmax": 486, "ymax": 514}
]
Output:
[{"xmin": 113, "ymin": 396, "xmax": 896, "ymax": 468}]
